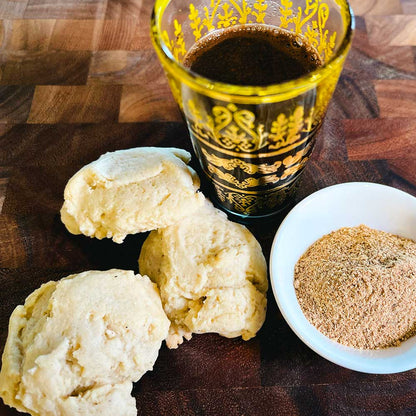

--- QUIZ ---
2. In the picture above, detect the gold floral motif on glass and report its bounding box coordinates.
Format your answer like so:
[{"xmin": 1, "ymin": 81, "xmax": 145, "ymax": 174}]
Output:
[
  {"xmin": 214, "ymin": 180, "xmax": 299, "ymax": 214},
  {"xmin": 187, "ymin": 101, "xmax": 314, "ymax": 155},
  {"xmin": 201, "ymin": 148, "xmax": 282, "ymax": 174},
  {"xmin": 164, "ymin": 0, "xmax": 337, "ymax": 64},
  {"xmin": 202, "ymin": 146, "xmax": 310, "ymax": 189}
]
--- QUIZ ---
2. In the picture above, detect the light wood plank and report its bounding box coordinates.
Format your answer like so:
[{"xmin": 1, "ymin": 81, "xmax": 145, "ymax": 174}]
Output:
[
  {"xmin": 344, "ymin": 118, "xmax": 416, "ymax": 160},
  {"xmin": 119, "ymin": 84, "xmax": 181, "ymax": 122},
  {"xmin": 366, "ymin": 15, "xmax": 416, "ymax": 46},
  {"xmin": 375, "ymin": 80, "xmax": 416, "ymax": 118},
  {"xmin": 348, "ymin": 0, "xmax": 402, "ymax": 15}
]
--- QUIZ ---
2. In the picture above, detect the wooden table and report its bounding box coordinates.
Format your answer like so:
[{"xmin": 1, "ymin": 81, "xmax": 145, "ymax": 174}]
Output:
[{"xmin": 1, "ymin": 0, "xmax": 416, "ymax": 415}]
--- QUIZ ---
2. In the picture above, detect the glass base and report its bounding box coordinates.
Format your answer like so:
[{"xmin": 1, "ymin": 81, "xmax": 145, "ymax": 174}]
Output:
[{"xmin": 211, "ymin": 196, "xmax": 295, "ymax": 225}]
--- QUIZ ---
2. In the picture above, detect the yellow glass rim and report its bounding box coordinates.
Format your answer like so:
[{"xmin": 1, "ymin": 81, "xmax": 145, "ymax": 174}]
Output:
[{"xmin": 151, "ymin": 0, "xmax": 355, "ymax": 104}]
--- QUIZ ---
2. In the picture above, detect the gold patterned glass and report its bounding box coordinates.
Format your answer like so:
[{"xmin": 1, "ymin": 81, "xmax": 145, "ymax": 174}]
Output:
[{"xmin": 151, "ymin": 0, "xmax": 354, "ymax": 219}]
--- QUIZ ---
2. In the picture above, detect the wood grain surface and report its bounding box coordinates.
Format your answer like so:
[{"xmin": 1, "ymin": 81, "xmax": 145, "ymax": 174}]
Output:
[{"xmin": 1, "ymin": 0, "xmax": 416, "ymax": 415}]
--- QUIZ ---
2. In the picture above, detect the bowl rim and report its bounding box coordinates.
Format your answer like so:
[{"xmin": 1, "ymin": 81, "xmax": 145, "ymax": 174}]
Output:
[{"xmin": 269, "ymin": 181, "xmax": 416, "ymax": 374}]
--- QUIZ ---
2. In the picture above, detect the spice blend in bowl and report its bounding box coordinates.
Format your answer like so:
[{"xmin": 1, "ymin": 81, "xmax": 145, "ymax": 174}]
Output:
[
  {"xmin": 270, "ymin": 182, "xmax": 416, "ymax": 373},
  {"xmin": 294, "ymin": 225, "xmax": 416, "ymax": 349}
]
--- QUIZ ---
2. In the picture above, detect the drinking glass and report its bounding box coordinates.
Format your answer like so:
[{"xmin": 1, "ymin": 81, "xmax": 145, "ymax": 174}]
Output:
[{"xmin": 151, "ymin": 0, "xmax": 354, "ymax": 219}]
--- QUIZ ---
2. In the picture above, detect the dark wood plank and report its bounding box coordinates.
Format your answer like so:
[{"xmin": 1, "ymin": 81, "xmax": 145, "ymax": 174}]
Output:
[
  {"xmin": 0, "ymin": 51, "xmax": 92, "ymax": 85},
  {"xmin": 135, "ymin": 386, "xmax": 298, "ymax": 416},
  {"xmin": 326, "ymin": 74, "xmax": 379, "ymax": 119},
  {"xmin": 0, "ymin": 216, "xmax": 28, "ymax": 268},
  {"xmin": 0, "ymin": 212, "xmax": 151, "ymax": 271},
  {"xmin": 0, "ymin": 122, "xmax": 190, "ymax": 167},
  {"xmin": 139, "ymin": 334, "xmax": 261, "ymax": 392},
  {"xmin": 134, "ymin": 381, "xmax": 416, "ymax": 416},
  {"xmin": 1, "ymin": 166, "xmax": 67, "ymax": 215},
  {"xmin": 0, "ymin": 86, "xmax": 34, "ymax": 123},
  {"xmin": 313, "ymin": 119, "xmax": 349, "ymax": 161},
  {"xmin": 0, "ymin": 167, "xmax": 12, "ymax": 214},
  {"xmin": 27, "ymin": 85, "xmax": 122, "ymax": 123},
  {"xmin": 388, "ymin": 159, "xmax": 416, "ymax": 186}
]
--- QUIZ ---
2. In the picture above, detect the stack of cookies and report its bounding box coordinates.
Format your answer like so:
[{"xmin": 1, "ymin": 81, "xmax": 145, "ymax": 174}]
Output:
[{"xmin": 0, "ymin": 147, "xmax": 268, "ymax": 416}]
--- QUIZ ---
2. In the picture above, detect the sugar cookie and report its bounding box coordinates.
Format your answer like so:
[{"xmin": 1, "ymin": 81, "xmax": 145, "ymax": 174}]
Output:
[
  {"xmin": 139, "ymin": 202, "xmax": 268, "ymax": 348},
  {"xmin": 0, "ymin": 269, "xmax": 170, "ymax": 416},
  {"xmin": 61, "ymin": 147, "xmax": 204, "ymax": 243}
]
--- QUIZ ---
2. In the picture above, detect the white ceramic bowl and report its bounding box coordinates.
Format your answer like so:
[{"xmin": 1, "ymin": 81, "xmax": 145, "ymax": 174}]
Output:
[{"xmin": 270, "ymin": 182, "xmax": 416, "ymax": 374}]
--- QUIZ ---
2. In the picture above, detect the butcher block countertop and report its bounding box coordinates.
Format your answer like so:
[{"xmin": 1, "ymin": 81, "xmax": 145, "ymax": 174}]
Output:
[{"xmin": 1, "ymin": 0, "xmax": 416, "ymax": 415}]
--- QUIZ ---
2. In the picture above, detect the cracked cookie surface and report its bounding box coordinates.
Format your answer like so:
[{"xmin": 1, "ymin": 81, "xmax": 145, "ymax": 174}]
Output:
[
  {"xmin": 61, "ymin": 147, "xmax": 204, "ymax": 243},
  {"xmin": 139, "ymin": 202, "xmax": 268, "ymax": 349},
  {"xmin": 0, "ymin": 269, "xmax": 170, "ymax": 416}
]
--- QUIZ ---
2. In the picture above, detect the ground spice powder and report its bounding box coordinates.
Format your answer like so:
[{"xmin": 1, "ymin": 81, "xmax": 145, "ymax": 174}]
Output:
[{"xmin": 294, "ymin": 225, "xmax": 416, "ymax": 349}]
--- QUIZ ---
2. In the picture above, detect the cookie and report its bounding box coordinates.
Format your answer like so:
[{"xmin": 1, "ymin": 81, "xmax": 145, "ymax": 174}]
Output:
[
  {"xmin": 61, "ymin": 147, "xmax": 204, "ymax": 243},
  {"xmin": 139, "ymin": 202, "xmax": 268, "ymax": 348},
  {"xmin": 0, "ymin": 269, "xmax": 170, "ymax": 416}
]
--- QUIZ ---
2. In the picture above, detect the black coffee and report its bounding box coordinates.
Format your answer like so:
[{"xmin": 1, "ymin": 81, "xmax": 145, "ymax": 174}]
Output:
[{"xmin": 183, "ymin": 24, "xmax": 323, "ymax": 86}]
